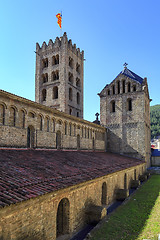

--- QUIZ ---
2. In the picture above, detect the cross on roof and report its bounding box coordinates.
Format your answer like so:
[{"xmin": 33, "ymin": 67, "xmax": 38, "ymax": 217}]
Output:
[
  {"xmin": 95, "ymin": 112, "xmax": 99, "ymax": 121},
  {"xmin": 123, "ymin": 62, "xmax": 128, "ymax": 69}
]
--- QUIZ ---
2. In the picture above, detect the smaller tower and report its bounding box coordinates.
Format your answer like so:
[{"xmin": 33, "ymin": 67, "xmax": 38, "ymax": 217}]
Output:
[
  {"xmin": 99, "ymin": 65, "xmax": 151, "ymax": 167},
  {"xmin": 35, "ymin": 32, "xmax": 84, "ymax": 118}
]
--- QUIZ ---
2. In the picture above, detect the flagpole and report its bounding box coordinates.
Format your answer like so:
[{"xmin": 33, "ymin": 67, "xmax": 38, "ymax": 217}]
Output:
[{"xmin": 60, "ymin": 11, "xmax": 62, "ymax": 37}]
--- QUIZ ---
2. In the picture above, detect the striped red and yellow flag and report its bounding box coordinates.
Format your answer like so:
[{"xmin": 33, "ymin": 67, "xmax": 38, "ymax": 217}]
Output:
[{"xmin": 56, "ymin": 13, "xmax": 62, "ymax": 29}]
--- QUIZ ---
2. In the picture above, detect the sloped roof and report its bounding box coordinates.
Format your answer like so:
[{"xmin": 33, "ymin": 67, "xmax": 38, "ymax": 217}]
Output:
[
  {"xmin": 99, "ymin": 68, "xmax": 144, "ymax": 96},
  {"xmin": 0, "ymin": 149, "xmax": 144, "ymax": 208},
  {"xmin": 116, "ymin": 68, "xmax": 144, "ymax": 84}
]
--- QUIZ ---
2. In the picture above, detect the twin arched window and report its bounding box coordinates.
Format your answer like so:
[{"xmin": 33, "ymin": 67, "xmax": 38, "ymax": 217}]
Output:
[
  {"xmin": 52, "ymin": 55, "xmax": 59, "ymax": 65},
  {"xmin": 110, "ymin": 99, "xmax": 132, "ymax": 112}
]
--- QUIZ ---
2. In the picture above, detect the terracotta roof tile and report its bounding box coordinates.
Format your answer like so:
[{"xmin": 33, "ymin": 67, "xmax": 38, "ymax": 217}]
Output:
[{"xmin": 0, "ymin": 149, "xmax": 144, "ymax": 207}]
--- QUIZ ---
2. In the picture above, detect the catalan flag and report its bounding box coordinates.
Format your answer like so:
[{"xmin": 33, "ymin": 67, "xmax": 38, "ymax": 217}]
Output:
[{"xmin": 56, "ymin": 13, "xmax": 62, "ymax": 29}]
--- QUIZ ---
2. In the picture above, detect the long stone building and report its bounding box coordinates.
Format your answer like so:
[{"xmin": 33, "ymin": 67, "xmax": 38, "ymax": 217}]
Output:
[{"xmin": 0, "ymin": 33, "xmax": 151, "ymax": 240}]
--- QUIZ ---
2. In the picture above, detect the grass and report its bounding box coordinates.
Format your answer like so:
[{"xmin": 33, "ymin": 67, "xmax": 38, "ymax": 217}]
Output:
[{"xmin": 90, "ymin": 175, "xmax": 160, "ymax": 240}]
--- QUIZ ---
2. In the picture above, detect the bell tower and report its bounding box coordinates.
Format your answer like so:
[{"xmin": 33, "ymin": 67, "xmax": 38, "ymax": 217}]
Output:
[{"xmin": 35, "ymin": 32, "xmax": 84, "ymax": 118}]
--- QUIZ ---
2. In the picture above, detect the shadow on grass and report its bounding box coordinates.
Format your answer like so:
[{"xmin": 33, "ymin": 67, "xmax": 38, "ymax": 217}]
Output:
[{"xmin": 91, "ymin": 175, "xmax": 160, "ymax": 240}]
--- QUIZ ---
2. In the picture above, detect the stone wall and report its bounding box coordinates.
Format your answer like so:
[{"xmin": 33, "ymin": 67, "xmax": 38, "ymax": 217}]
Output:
[
  {"xmin": 0, "ymin": 90, "xmax": 105, "ymax": 150},
  {"xmin": 99, "ymin": 73, "xmax": 151, "ymax": 167},
  {"xmin": 0, "ymin": 163, "xmax": 145, "ymax": 240}
]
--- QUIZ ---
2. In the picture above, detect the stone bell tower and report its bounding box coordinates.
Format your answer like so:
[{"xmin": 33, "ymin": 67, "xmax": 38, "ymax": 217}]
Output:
[
  {"xmin": 99, "ymin": 64, "xmax": 151, "ymax": 167},
  {"xmin": 35, "ymin": 32, "xmax": 84, "ymax": 118}
]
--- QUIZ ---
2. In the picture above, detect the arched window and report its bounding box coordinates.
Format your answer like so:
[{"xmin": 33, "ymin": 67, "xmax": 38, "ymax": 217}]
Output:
[
  {"xmin": 42, "ymin": 73, "xmax": 48, "ymax": 83},
  {"xmin": 28, "ymin": 112, "xmax": 35, "ymax": 118},
  {"xmin": 10, "ymin": 107, "xmax": 16, "ymax": 126},
  {"xmin": 42, "ymin": 58, "xmax": 48, "ymax": 68},
  {"xmin": 69, "ymin": 88, "xmax": 72, "ymax": 101},
  {"xmin": 117, "ymin": 81, "xmax": 120, "ymax": 94},
  {"xmin": 39, "ymin": 115, "xmax": 43, "ymax": 131},
  {"xmin": 76, "ymin": 78, "xmax": 80, "ymax": 87},
  {"xmin": 77, "ymin": 92, "xmax": 80, "ymax": 105},
  {"xmin": 122, "ymin": 80, "xmax": 125, "ymax": 93},
  {"xmin": 42, "ymin": 89, "xmax": 46, "ymax": 101},
  {"xmin": 77, "ymin": 112, "xmax": 79, "ymax": 117},
  {"xmin": 69, "ymin": 123, "xmax": 72, "ymax": 136},
  {"xmin": 64, "ymin": 122, "xmax": 67, "ymax": 135},
  {"xmin": 107, "ymin": 90, "xmax": 110, "ymax": 95},
  {"xmin": 53, "ymin": 119, "xmax": 55, "ymax": 132},
  {"xmin": 47, "ymin": 118, "xmax": 49, "ymax": 132},
  {"xmin": 69, "ymin": 108, "xmax": 72, "ymax": 115},
  {"xmin": 69, "ymin": 57, "xmax": 73, "ymax": 68},
  {"xmin": 127, "ymin": 98, "xmax": 132, "ymax": 111},
  {"xmin": 76, "ymin": 63, "xmax": 80, "ymax": 74},
  {"xmin": 19, "ymin": 110, "xmax": 25, "ymax": 128},
  {"xmin": 68, "ymin": 72, "xmax": 73, "ymax": 84},
  {"xmin": 82, "ymin": 126, "xmax": 83, "ymax": 137},
  {"xmin": 52, "ymin": 55, "xmax": 59, "ymax": 65},
  {"xmin": 112, "ymin": 85, "xmax": 115, "ymax": 95},
  {"xmin": 110, "ymin": 101, "xmax": 115, "ymax": 112},
  {"xmin": 52, "ymin": 71, "xmax": 59, "ymax": 81},
  {"xmin": 56, "ymin": 198, "xmax": 70, "ymax": 237},
  {"xmin": 53, "ymin": 86, "xmax": 58, "ymax": 99},
  {"xmin": 0, "ymin": 104, "xmax": 5, "ymax": 125},
  {"xmin": 128, "ymin": 82, "xmax": 131, "ymax": 92},
  {"xmin": 133, "ymin": 85, "xmax": 136, "ymax": 91}
]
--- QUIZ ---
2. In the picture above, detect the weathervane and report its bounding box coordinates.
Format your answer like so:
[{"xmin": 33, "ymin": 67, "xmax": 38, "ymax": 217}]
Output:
[{"xmin": 123, "ymin": 62, "xmax": 128, "ymax": 69}]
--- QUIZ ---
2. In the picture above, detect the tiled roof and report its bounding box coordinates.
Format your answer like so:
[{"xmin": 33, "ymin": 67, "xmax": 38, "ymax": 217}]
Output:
[
  {"xmin": 0, "ymin": 149, "xmax": 144, "ymax": 208},
  {"xmin": 116, "ymin": 68, "xmax": 144, "ymax": 84},
  {"xmin": 99, "ymin": 68, "xmax": 144, "ymax": 96}
]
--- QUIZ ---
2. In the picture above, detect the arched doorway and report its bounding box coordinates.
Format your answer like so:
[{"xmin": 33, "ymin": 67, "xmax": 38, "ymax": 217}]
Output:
[
  {"xmin": 27, "ymin": 126, "xmax": 35, "ymax": 148},
  {"xmin": 77, "ymin": 134, "xmax": 80, "ymax": 150},
  {"xmin": 56, "ymin": 198, "xmax": 70, "ymax": 238},
  {"xmin": 56, "ymin": 131, "xmax": 61, "ymax": 149},
  {"xmin": 101, "ymin": 182, "xmax": 107, "ymax": 205}
]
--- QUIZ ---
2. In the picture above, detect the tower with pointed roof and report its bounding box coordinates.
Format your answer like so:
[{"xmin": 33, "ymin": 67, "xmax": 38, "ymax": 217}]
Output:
[
  {"xmin": 35, "ymin": 32, "xmax": 84, "ymax": 118},
  {"xmin": 99, "ymin": 65, "xmax": 151, "ymax": 167}
]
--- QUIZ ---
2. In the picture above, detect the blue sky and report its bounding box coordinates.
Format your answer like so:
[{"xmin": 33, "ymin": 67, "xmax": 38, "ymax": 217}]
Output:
[{"xmin": 0, "ymin": 0, "xmax": 160, "ymax": 121}]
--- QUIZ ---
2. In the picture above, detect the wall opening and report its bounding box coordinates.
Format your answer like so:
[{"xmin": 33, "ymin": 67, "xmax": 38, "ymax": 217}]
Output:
[
  {"xmin": 124, "ymin": 173, "xmax": 127, "ymax": 189},
  {"xmin": 77, "ymin": 134, "xmax": 80, "ymax": 150},
  {"xmin": 56, "ymin": 130, "xmax": 61, "ymax": 149},
  {"xmin": 53, "ymin": 86, "xmax": 58, "ymax": 99},
  {"xmin": 27, "ymin": 126, "xmax": 35, "ymax": 148},
  {"xmin": 101, "ymin": 182, "xmax": 107, "ymax": 205},
  {"xmin": 0, "ymin": 104, "xmax": 5, "ymax": 125},
  {"xmin": 56, "ymin": 198, "xmax": 70, "ymax": 238}
]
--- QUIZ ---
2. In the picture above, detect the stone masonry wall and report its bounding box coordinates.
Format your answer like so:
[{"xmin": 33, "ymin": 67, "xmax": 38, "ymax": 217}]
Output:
[
  {"xmin": 0, "ymin": 90, "xmax": 105, "ymax": 150},
  {"xmin": 0, "ymin": 163, "xmax": 145, "ymax": 240},
  {"xmin": 35, "ymin": 33, "xmax": 84, "ymax": 118},
  {"xmin": 99, "ymin": 73, "xmax": 151, "ymax": 166}
]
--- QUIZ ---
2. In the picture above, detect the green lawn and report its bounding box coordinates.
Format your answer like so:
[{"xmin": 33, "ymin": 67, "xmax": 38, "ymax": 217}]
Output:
[{"xmin": 90, "ymin": 175, "xmax": 160, "ymax": 240}]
